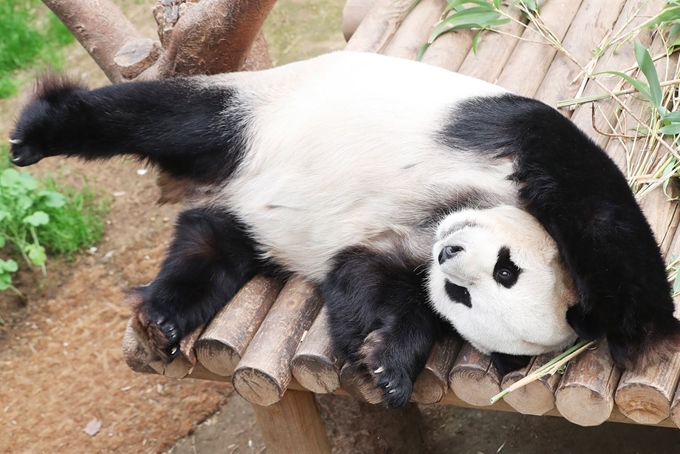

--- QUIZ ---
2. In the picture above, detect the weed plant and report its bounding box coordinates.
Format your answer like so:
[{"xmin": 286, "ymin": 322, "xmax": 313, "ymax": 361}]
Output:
[{"xmin": 0, "ymin": 0, "xmax": 74, "ymax": 98}]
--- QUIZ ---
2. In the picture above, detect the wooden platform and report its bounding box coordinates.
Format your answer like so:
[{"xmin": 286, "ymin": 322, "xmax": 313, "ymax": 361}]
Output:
[{"xmin": 124, "ymin": 0, "xmax": 680, "ymax": 450}]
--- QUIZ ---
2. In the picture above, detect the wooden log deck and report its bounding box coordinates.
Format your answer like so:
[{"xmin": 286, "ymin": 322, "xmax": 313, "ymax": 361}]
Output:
[{"xmin": 123, "ymin": 0, "xmax": 680, "ymax": 450}]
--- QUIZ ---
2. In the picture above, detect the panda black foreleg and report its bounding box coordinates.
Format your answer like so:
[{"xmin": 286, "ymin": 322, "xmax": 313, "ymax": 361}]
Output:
[
  {"xmin": 9, "ymin": 77, "xmax": 248, "ymax": 182},
  {"xmin": 134, "ymin": 207, "xmax": 261, "ymax": 361},
  {"xmin": 322, "ymin": 247, "xmax": 446, "ymax": 408}
]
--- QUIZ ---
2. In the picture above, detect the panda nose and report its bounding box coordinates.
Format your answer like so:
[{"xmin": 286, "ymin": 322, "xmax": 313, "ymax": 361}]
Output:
[{"xmin": 438, "ymin": 245, "xmax": 464, "ymax": 264}]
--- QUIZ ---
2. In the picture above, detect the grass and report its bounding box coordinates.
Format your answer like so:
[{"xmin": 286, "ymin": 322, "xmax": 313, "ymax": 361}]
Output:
[
  {"xmin": 0, "ymin": 0, "xmax": 74, "ymax": 98},
  {"xmin": 0, "ymin": 145, "xmax": 109, "ymax": 262}
]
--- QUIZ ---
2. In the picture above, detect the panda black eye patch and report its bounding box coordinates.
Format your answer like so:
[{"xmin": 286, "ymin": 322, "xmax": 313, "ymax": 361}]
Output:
[
  {"xmin": 445, "ymin": 281, "xmax": 471, "ymax": 308},
  {"xmin": 493, "ymin": 246, "xmax": 521, "ymax": 288}
]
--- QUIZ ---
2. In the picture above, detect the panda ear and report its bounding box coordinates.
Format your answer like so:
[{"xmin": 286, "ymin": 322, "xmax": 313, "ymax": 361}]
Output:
[{"xmin": 565, "ymin": 304, "xmax": 605, "ymax": 341}]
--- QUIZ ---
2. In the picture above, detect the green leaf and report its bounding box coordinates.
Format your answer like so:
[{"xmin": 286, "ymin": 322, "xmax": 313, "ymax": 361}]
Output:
[
  {"xmin": 0, "ymin": 273, "xmax": 12, "ymax": 291},
  {"xmin": 493, "ymin": 0, "xmax": 501, "ymax": 9},
  {"xmin": 660, "ymin": 123, "xmax": 680, "ymax": 135},
  {"xmin": 38, "ymin": 190, "xmax": 66, "ymax": 208},
  {"xmin": 0, "ymin": 168, "xmax": 21, "ymax": 187},
  {"xmin": 472, "ymin": 29, "xmax": 484, "ymax": 54},
  {"xmin": 24, "ymin": 243, "xmax": 47, "ymax": 267},
  {"xmin": 597, "ymin": 70, "xmax": 653, "ymax": 106},
  {"xmin": 417, "ymin": 41, "xmax": 432, "ymax": 61},
  {"xmin": 640, "ymin": 5, "xmax": 680, "ymax": 30},
  {"xmin": 663, "ymin": 111, "xmax": 680, "ymax": 122},
  {"xmin": 429, "ymin": 9, "xmax": 509, "ymax": 43},
  {"xmin": 23, "ymin": 211, "xmax": 50, "ymax": 226},
  {"xmin": 0, "ymin": 259, "xmax": 18, "ymax": 273},
  {"xmin": 633, "ymin": 42, "xmax": 662, "ymax": 108},
  {"xmin": 0, "ymin": 211, "xmax": 9, "ymax": 223}
]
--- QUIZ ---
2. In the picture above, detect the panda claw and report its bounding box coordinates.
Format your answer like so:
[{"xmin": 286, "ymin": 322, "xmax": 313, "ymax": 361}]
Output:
[{"xmin": 374, "ymin": 366, "xmax": 385, "ymax": 374}]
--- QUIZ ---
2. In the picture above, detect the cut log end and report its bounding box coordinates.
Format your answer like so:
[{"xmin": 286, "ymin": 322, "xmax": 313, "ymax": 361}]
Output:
[
  {"xmin": 555, "ymin": 386, "xmax": 615, "ymax": 426},
  {"xmin": 412, "ymin": 368, "xmax": 447, "ymax": 404},
  {"xmin": 501, "ymin": 376, "xmax": 556, "ymax": 416},
  {"xmin": 339, "ymin": 362, "xmax": 384, "ymax": 405},
  {"xmin": 449, "ymin": 367, "xmax": 502, "ymax": 407},
  {"xmin": 616, "ymin": 383, "xmax": 672, "ymax": 425},
  {"xmin": 233, "ymin": 367, "xmax": 285, "ymax": 407},
  {"xmin": 292, "ymin": 355, "xmax": 341, "ymax": 394},
  {"xmin": 195, "ymin": 338, "xmax": 241, "ymax": 377},
  {"xmin": 114, "ymin": 38, "xmax": 162, "ymax": 80}
]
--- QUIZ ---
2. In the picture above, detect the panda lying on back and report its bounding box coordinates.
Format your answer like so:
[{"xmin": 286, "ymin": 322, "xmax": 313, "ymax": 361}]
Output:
[{"xmin": 10, "ymin": 52, "xmax": 680, "ymax": 408}]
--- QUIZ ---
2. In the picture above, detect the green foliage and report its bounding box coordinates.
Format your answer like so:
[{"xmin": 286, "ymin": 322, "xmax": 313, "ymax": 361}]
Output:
[
  {"xmin": 0, "ymin": 146, "xmax": 108, "ymax": 296},
  {"xmin": 0, "ymin": 0, "xmax": 74, "ymax": 98},
  {"xmin": 418, "ymin": 0, "xmax": 540, "ymax": 60},
  {"xmin": 599, "ymin": 42, "xmax": 680, "ymax": 136}
]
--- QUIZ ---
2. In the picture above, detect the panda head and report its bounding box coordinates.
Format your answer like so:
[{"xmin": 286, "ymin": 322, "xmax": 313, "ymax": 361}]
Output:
[{"xmin": 428, "ymin": 205, "xmax": 578, "ymax": 356}]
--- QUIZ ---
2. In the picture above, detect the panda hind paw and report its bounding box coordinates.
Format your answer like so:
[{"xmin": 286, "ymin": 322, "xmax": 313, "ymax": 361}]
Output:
[
  {"xmin": 129, "ymin": 290, "xmax": 183, "ymax": 363},
  {"xmin": 360, "ymin": 331, "xmax": 414, "ymax": 408}
]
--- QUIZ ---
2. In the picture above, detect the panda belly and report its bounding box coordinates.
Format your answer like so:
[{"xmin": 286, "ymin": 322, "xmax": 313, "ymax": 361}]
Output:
[{"xmin": 220, "ymin": 140, "xmax": 518, "ymax": 281}]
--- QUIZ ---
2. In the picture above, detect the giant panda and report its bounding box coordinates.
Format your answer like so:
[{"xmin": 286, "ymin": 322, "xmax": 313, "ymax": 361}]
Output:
[{"xmin": 9, "ymin": 51, "xmax": 680, "ymax": 408}]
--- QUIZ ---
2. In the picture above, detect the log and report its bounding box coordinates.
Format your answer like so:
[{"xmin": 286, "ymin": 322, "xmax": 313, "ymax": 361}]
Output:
[
  {"xmin": 194, "ymin": 276, "xmax": 284, "ymax": 377},
  {"xmin": 252, "ymin": 390, "xmax": 332, "ymax": 454},
  {"xmin": 339, "ymin": 362, "xmax": 384, "ymax": 404},
  {"xmin": 382, "ymin": 0, "xmax": 447, "ymax": 61},
  {"xmin": 555, "ymin": 340, "xmax": 622, "ymax": 426},
  {"xmin": 671, "ymin": 376, "xmax": 680, "ymax": 428},
  {"xmin": 419, "ymin": 30, "xmax": 474, "ymax": 72},
  {"xmin": 42, "ymin": 0, "xmax": 146, "ymax": 83},
  {"xmin": 535, "ymin": 0, "xmax": 629, "ymax": 110},
  {"xmin": 232, "ymin": 277, "xmax": 323, "ymax": 406},
  {"xmin": 501, "ymin": 353, "xmax": 563, "ymax": 416},
  {"xmin": 496, "ymin": 0, "xmax": 584, "ymax": 96},
  {"xmin": 345, "ymin": 0, "xmax": 415, "ymax": 54},
  {"xmin": 568, "ymin": 0, "xmax": 668, "ymax": 149},
  {"xmin": 342, "ymin": 0, "xmax": 376, "ymax": 41},
  {"xmin": 448, "ymin": 343, "xmax": 502, "ymax": 407},
  {"xmin": 114, "ymin": 38, "xmax": 162, "ymax": 80},
  {"xmin": 616, "ymin": 352, "xmax": 680, "ymax": 425},
  {"xmin": 411, "ymin": 336, "xmax": 462, "ymax": 404},
  {"xmin": 291, "ymin": 306, "xmax": 341, "ymax": 394}
]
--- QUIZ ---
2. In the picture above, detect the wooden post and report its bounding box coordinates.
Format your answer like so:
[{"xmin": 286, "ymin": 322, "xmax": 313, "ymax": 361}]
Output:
[
  {"xmin": 252, "ymin": 390, "xmax": 332, "ymax": 454},
  {"xmin": 291, "ymin": 306, "xmax": 341, "ymax": 394},
  {"xmin": 457, "ymin": 8, "xmax": 525, "ymax": 83},
  {"xmin": 501, "ymin": 353, "xmax": 562, "ymax": 416},
  {"xmin": 448, "ymin": 343, "xmax": 502, "ymax": 406},
  {"xmin": 382, "ymin": 0, "xmax": 447, "ymax": 61},
  {"xmin": 615, "ymin": 353, "xmax": 680, "ymax": 425},
  {"xmin": 339, "ymin": 362, "xmax": 384, "ymax": 404},
  {"xmin": 496, "ymin": 0, "xmax": 584, "ymax": 97},
  {"xmin": 412, "ymin": 336, "xmax": 462, "ymax": 404},
  {"xmin": 555, "ymin": 340, "xmax": 621, "ymax": 426},
  {"xmin": 534, "ymin": 0, "xmax": 629, "ymax": 111},
  {"xmin": 195, "ymin": 276, "xmax": 284, "ymax": 376},
  {"xmin": 233, "ymin": 277, "xmax": 323, "ymax": 406},
  {"xmin": 345, "ymin": 0, "xmax": 415, "ymax": 54}
]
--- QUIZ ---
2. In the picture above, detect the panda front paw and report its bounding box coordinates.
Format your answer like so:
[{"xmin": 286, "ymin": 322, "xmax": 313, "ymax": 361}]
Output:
[{"xmin": 359, "ymin": 330, "xmax": 414, "ymax": 408}]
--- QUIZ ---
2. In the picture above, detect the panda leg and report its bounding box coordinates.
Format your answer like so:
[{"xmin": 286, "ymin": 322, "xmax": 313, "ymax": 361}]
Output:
[
  {"xmin": 322, "ymin": 247, "xmax": 446, "ymax": 408},
  {"xmin": 134, "ymin": 207, "xmax": 262, "ymax": 361}
]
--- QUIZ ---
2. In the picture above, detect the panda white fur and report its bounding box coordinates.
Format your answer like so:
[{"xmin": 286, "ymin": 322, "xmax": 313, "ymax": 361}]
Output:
[{"xmin": 9, "ymin": 52, "xmax": 680, "ymax": 408}]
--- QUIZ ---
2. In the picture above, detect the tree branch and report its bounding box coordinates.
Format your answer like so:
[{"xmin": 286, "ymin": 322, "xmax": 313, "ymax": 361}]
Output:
[{"xmin": 42, "ymin": 0, "xmax": 147, "ymax": 83}]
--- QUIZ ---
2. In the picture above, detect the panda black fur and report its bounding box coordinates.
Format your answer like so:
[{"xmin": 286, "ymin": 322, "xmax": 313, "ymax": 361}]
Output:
[{"xmin": 9, "ymin": 52, "xmax": 680, "ymax": 408}]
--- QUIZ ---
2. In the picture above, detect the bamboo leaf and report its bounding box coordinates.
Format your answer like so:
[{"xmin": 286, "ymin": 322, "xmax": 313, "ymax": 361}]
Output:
[
  {"xmin": 472, "ymin": 29, "xmax": 484, "ymax": 54},
  {"xmin": 640, "ymin": 5, "xmax": 680, "ymax": 29},
  {"xmin": 597, "ymin": 70, "xmax": 653, "ymax": 106},
  {"xmin": 660, "ymin": 123, "xmax": 680, "ymax": 135},
  {"xmin": 634, "ymin": 42, "xmax": 662, "ymax": 108},
  {"xmin": 663, "ymin": 111, "xmax": 680, "ymax": 122}
]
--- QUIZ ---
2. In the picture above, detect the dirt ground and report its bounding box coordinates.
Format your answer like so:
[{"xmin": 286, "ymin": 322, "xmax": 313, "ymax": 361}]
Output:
[{"xmin": 3, "ymin": 1, "xmax": 680, "ymax": 453}]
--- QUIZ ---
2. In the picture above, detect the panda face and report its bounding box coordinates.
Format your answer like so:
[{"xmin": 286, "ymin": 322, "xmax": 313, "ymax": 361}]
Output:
[{"xmin": 428, "ymin": 205, "xmax": 578, "ymax": 356}]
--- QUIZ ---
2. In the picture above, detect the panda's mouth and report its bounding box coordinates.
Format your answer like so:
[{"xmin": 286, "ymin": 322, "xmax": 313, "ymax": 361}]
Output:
[{"xmin": 445, "ymin": 280, "xmax": 471, "ymax": 308}]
